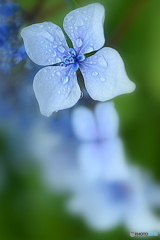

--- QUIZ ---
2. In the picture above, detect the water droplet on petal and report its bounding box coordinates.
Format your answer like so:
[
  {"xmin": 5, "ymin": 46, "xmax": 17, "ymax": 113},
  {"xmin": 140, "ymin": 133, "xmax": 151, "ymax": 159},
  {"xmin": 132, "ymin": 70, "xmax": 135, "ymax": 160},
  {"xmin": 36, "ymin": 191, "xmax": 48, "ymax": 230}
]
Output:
[
  {"xmin": 84, "ymin": 17, "xmax": 89, "ymax": 21},
  {"xmin": 56, "ymin": 71, "xmax": 60, "ymax": 76},
  {"xmin": 56, "ymin": 57, "xmax": 61, "ymax": 63},
  {"xmin": 53, "ymin": 44, "xmax": 57, "ymax": 48},
  {"xmin": 85, "ymin": 46, "xmax": 94, "ymax": 53},
  {"xmin": 80, "ymin": 91, "xmax": 83, "ymax": 99},
  {"xmin": 58, "ymin": 46, "xmax": 65, "ymax": 53},
  {"xmin": 65, "ymin": 15, "xmax": 73, "ymax": 22},
  {"xmin": 77, "ymin": 18, "xmax": 83, "ymax": 26},
  {"xmin": 71, "ymin": 33, "xmax": 75, "ymax": 38},
  {"xmin": 92, "ymin": 72, "xmax": 98, "ymax": 77},
  {"xmin": 98, "ymin": 57, "xmax": 108, "ymax": 68},
  {"xmin": 51, "ymin": 50, "xmax": 56, "ymax": 57},
  {"xmin": 76, "ymin": 38, "xmax": 83, "ymax": 48},
  {"xmin": 63, "ymin": 76, "xmax": 69, "ymax": 84},
  {"xmin": 100, "ymin": 77, "xmax": 106, "ymax": 82}
]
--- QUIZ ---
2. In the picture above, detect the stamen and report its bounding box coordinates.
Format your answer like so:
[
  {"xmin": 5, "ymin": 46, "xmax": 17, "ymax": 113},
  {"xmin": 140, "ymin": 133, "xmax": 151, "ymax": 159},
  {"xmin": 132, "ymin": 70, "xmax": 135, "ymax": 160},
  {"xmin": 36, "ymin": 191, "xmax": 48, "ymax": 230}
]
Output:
[
  {"xmin": 59, "ymin": 48, "xmax": 85, "ymax": 70},
  {"xmin": 77, "ymin": 55, "xmax": 86, "ymax": 62},
  {"xmin": 69, "ymin": 48, "xmax": 77, "ymax": 57}
]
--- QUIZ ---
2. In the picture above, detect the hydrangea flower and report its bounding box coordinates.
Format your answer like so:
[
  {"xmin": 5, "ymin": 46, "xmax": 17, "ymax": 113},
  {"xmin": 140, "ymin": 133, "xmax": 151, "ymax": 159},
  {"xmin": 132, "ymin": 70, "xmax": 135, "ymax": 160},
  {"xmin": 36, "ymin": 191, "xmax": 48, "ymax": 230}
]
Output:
[
  {"xmin": 67, "ymin": 103, "xmax": 160, "ymax": 231},
  {"xmin": 21, "ymin": 3, "xmax": 136, "ymax": 117},
  {"xmin": 71, "ymin": 102, "xmax": 129, "ymax": 182},
  {"xmin": 0, "ymin": 1, "xmax": 28, "ymax": 73}
]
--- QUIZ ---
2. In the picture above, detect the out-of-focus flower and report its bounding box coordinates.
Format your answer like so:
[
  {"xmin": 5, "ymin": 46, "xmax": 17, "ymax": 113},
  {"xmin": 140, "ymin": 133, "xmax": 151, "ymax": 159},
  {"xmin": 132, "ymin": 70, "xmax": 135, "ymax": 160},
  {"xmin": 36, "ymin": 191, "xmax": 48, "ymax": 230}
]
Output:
[
  {"xmin": 21, "ymin": 100, "xmax": 160, "ymax": 233},
  {"xmin": 65, "ymin": 103, "xmax": 160, "ymax": 232},
  {"xmin": 71, "ymin": 102, "xmax": 129, "ymax": 182},
  {"xmin": 0, "ymin": 2, "xmax": 19, "ymax": 19},
  {"xmin": 67, "ymin": 165, "xmax": 160, "ymax": 232},
  {"xmin": 0, "ymin": 1, "xmax": 28, "ymax": 73},
  {"xmin": 21, "ymin": 3, "xmax": 135, "ymax": 117}
]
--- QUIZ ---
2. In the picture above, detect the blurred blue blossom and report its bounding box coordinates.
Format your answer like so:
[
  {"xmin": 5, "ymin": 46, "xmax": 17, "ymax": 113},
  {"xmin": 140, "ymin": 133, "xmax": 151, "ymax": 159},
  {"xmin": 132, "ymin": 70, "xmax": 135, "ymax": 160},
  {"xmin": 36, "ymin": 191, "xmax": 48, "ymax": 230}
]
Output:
[
  {"xmin": 0, "ymin": 0, "xmax": 28, "ymax": 73},
  {"xmin": 21, "ymin": 3, "xmax": 135, "ymax": 117},
  {"xmin": 0, "ymin": 2, "xmax": 19, "ymax": 18},
  {"xmin": 67, "ymin": 103, "xmax": 160, "ymax": 232},
  {"xmin": 71, "ymin": 102, "xmax": 129, "ymax": 182},
  {"xmin": 34, "ymin": 102, "xmax": 160, "ymax": 233}
]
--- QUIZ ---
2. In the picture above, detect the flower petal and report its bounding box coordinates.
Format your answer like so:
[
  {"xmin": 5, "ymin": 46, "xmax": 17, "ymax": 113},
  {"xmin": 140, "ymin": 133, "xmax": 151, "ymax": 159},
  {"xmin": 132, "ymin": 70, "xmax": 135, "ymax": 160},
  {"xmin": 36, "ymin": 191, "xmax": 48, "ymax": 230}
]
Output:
[
  {"xmin": 80, "ymin": 47, "xmax": 136, "ymax": 101},
  {"xmin": 95, "ymin": 102, "xmax": 119, "ymax": 139},
  {"xmin": 33, "ymin": 66, "xmax": 81, "ymax": 116},
  {"xmin": 21, "ymin": 22, "xmax": 69, "ymax": 66},
  {"xmin": 71, "ymin": 106, "xmax": 97, "ymax": 141},
  {"xmin": 63, "ymin": 3, "xmax": 105, "ymax": 54},
  {"xmin": 78, "ymin": 138, "xmax": 129, "ymax": 182}
]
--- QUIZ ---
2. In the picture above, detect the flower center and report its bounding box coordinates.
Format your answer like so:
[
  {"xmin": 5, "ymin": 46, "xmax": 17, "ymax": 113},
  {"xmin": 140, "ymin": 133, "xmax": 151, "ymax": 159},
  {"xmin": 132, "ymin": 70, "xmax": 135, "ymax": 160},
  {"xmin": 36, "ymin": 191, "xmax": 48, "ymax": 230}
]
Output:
[{"xmin": 60, "ymin": 48, "xmax": 86, "ymax": 71}]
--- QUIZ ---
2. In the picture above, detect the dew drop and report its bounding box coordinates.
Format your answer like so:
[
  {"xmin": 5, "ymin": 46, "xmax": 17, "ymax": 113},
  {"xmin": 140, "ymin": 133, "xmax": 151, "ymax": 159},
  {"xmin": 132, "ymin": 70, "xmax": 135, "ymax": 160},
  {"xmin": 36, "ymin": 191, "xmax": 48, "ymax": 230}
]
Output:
[
  {"xmin": 56, "ymin": 57, "xmax": 61, "ymax": 63},
  {"xmin": 92, "ymin": 72, "xmax": 98, "ymax": 77},
  {"xmin": 77, "ymin": 18, "xmax": 83, "ymax": 26},
  {"xmin": 84, "ymin": 17, "xmax": 89, "ymax": 20},
  {"xmin": 63, "ymin": 76, "xmax": 69, "ymax": 84},
  {"xmin": 80, "ymin": 91, "xmax": 83, "ymax": 99},
  {"xmin": 100, "ymin": 77, "xmax": 105, "ymax": 82},
  {"xmin": 51, "ymin": 50, "xmax": 56, "ymax": 57},
  {"xmin": 65, "ymin": 15, "xmax": 73, "ymax": 22},
  {"xmin": 58, "ymin": 46, "xmax": 65, "ymax": 53},
  {"xmin": 85, "ymin": 46, "xmax": 94, "ymax": 53},
  {"xmin": 76, "ymin": 38, "xmax": 83, "ymax": 48},
  {"xmin": 56, "ymin": 71, "xmax": 60, "ymax": 76},
  {"xmin": 98, "ymin": 57, "xmax": 108, "ymax": 68},
  {"xmin": 71, "ymin": 33, "xmax": 75, "ymax": 38},
  {"xmin": 53, "ymin": 44, "xmax": 57, "ymax": 48}
]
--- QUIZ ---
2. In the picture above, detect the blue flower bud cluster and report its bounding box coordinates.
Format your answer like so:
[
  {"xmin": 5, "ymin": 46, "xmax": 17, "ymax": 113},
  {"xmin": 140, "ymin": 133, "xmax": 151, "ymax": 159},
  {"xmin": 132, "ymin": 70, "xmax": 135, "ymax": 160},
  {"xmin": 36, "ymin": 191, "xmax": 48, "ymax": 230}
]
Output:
[{"xmin": 0, "ymin": 0, "xmax": 27, "ymax": 74}]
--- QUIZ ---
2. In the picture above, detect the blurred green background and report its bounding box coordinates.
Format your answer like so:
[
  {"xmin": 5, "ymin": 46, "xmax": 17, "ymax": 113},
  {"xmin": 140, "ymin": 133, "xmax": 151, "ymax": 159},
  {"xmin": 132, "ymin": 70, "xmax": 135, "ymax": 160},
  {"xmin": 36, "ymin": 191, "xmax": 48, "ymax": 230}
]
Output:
[{"xmin": 0, "ymin": 0, "xmax": 160, "ymax": 239}]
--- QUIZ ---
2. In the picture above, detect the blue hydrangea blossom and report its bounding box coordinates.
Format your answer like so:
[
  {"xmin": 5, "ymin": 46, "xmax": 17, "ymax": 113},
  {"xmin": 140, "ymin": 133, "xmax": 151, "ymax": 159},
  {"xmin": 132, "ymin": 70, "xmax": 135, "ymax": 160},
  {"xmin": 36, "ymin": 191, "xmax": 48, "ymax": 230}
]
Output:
[
  {"xmin": 0, "ymin": 1, "xmax": 28, "ymax": 73},
  {"xmin": 72, "ymin": 102, "xmax": 129, "ymax": 182},
  {"xmin": 21, "ymin": 3, "xmax": 136, "ymax": 117}
]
